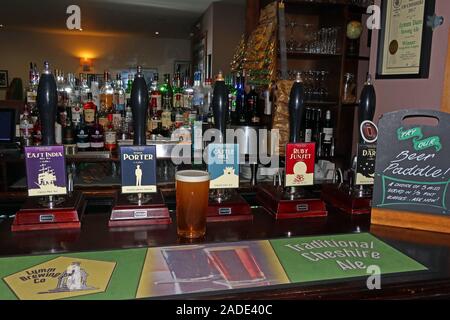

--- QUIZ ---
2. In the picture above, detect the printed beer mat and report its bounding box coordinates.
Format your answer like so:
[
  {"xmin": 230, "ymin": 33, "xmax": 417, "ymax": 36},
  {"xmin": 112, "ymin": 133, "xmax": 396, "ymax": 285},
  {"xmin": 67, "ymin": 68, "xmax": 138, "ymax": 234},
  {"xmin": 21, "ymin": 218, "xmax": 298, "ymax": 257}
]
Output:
[{"xmin": 0, "ymin": 233, "xmax": 427, "ymax": 300}]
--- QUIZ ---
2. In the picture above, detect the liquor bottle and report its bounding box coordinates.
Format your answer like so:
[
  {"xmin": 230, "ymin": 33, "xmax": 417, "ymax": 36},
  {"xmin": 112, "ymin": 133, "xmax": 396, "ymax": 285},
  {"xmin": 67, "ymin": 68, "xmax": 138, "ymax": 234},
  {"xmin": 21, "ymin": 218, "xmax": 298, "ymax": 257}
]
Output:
[
  {"xmin": 151, "ymin": 121, "xmax": 170, "ymax": 138},
  {"xmin": 173, "ymin": 72, "xmax": 183, "ymax": 109},
  {"xmin": 113, "ymin": 74, "xmax": 126, "ymax": 113},
  {"xmin": 236, "ymin": 72, "xmax": 246, "ymax": 125},
  {"xmin": 65, "ymin": 73, "xmax": 76, "ymax": 108},
  {"xmin": 150, "ymin": 73, "xmax": 162, "ymax": 112},
  {"xmin": 100, "ymin": 71, "xmax": 114, "ymax": 114},
  {"xmin": 203, "ymin": 78, "xmax": 213, "ymax": 120},
  {"xmin": 192, "ymin": 71, "xmax": 204, "ymax": 115},
  {"xmin": 79, "ymin": 73, "xmax": 91, "ymax": 104},
  {"xmin": 303, "ymin": 108, "xmax": 312, "ymax": 143},
  {"xmin": 321, "ymin": 109, "xmax": 334, "ymax": 158},
  {"xmin": 160, "ymin": 74, "xmax": 173, "ymax": 110},
  {"xmin": 247, "ymin": 85, "xmax": 260, "ymax": 125},
  {"xmin": 32, "ymin": 117, "xmax": 42, "ymax": 146},
  {"xmin": 89, "ymin": 114, "xmax": 105, "ymax": 151},
  {"xmin": 149, "ymin": 101, "xmax": 162, "ymax": 132},
  {"xmin": 312, "ymin": 108, "xmax": 322, "ymax": 143},
  {"xmin": 19, "ymin": 105, "xmax": 34, "ymax": 147},
  {"xmin": 83, "ymin": 93, "xmax": 97, "ymax": 126},
  {"xmin": 124, "ymin": 104, "xmax": 133, "ymax": 138},
  {"xmin": 26, "ymin": 62, "xmax": 38, "ymax": 123},
  {"xmin": 62, "ymin": 107, "xmax": 75, "ymax": 145},
  {"xmin": 90, "ymin": 75, "xmax": 101, "ymax": 110},
  {"xmin": 182, "ymin": 77, "xmax": 194, "ymax": 111},
  {"xmin": 104, "ymin": 114, "xmax": 117, "ymax": 152},
  {"xmin": 125, "ymin": 73, "xmax": 133, "ymax": 104},
  {"xmin": 161, "ymin": 74, "xmax": 173, "ymax": 130},
  {"xmin": 56, "ymin": 70, "xmax": 66, "ymax": 108},
  {"xmin": 75, "ymin": 117, "xmax": 90, "ymax": 152},
  {"xmin": 226, "ymin": 75, "xmax": 237, "ymax": 125}
]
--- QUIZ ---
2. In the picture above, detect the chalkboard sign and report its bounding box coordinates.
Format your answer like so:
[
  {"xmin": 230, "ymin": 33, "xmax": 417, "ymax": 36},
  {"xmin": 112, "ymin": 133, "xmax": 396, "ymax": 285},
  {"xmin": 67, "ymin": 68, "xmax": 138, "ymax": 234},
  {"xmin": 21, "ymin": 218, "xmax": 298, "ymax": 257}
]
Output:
[{"xmin": 373, "ymin": 110, "xmax": 450, "ymax": 216}]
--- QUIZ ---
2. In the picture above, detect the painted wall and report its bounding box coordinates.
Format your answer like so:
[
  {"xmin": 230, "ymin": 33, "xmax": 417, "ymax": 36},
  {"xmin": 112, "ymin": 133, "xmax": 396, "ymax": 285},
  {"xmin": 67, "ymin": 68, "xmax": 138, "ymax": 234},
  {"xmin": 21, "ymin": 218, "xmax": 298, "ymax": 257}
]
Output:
[
  {"xmin": 0, "ymin": 30, "xmax": 191, "ymax": 99},
  {"xmin": 369, "ymin": 0, "xmax": 450, "ymax": 121}
]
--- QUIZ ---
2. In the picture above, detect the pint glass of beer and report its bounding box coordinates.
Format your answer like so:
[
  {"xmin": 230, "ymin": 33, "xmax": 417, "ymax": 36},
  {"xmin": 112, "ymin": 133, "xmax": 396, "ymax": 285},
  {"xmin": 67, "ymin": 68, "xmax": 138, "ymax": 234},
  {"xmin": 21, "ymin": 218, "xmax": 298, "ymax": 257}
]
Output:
[{"xmin": 175, "ymin": 170, "xmax": 210, "ymax": 239}]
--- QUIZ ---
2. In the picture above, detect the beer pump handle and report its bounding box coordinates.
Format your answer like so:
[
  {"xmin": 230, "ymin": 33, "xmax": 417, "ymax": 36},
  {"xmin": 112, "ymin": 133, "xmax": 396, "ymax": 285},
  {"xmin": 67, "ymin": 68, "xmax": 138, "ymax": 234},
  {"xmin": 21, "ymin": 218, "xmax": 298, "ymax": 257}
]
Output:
[
  {"xmin": 131, "ymin": 66, "xmax": 149, "ymax": 146},
  {"xmin": 358, "ymin": 74, "xmax": 376, "ymax": 143},
  {"xmin": 289, "ymin": 73, "xmax": 305, "ymax": 144},
  {"xmin": 212, "ymin": 72, "xmax": 229, "ymax": 143},
  {"xmin": 37, "ymin": 62, "xmax": 57, "ymax": 146}
]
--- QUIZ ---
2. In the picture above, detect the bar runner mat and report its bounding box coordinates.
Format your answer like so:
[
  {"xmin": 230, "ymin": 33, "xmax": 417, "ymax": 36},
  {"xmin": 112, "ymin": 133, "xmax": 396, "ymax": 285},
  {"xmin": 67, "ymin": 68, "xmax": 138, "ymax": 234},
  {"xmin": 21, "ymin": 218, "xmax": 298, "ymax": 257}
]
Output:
[{"xmin": 0, "ymin": 233, "xmax": 427, "ymax": 300}]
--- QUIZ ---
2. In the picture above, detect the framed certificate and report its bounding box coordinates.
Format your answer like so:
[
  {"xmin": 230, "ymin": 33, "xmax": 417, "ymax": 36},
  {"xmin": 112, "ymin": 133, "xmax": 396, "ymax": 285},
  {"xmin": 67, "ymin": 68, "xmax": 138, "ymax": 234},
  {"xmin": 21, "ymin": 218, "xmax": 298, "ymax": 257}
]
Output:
[{"xmin": 376, "ymin": 0, "xmax": 435, "ymax": 79}]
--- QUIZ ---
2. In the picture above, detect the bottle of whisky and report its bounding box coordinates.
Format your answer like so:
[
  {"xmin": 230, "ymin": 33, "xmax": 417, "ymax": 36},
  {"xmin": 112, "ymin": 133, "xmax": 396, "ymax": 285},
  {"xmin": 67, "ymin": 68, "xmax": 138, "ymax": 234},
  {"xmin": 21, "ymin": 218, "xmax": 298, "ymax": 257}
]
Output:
[
  {"xmin": 321, "ymin": 110, "xmax": 334, "ymax": 158},
  {"xmin": 100, "ymin": 71, "xmax": 114, "ymax": 114},
  {"xmin": 192, "ymin": 71, "xmax": 204, "ymax": 116},
  {"xmin": 83, "ymin": 93, "xmax": 97, "ymax": 126},
  {"xmin": 227, "ymin": 75, "xmax": 237, "ymax": 125},
  {"xmin": 104, "ymin": 114, "xmax": 117, "ymax": 152}
]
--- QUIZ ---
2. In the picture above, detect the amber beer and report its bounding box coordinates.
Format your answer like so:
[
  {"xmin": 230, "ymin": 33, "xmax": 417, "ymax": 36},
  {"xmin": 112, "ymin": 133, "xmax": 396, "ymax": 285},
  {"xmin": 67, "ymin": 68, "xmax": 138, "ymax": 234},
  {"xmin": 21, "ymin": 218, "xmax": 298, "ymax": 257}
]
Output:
[{"xmin": 176, "ymin": 170, "xmax": 210, "ymax": 238}]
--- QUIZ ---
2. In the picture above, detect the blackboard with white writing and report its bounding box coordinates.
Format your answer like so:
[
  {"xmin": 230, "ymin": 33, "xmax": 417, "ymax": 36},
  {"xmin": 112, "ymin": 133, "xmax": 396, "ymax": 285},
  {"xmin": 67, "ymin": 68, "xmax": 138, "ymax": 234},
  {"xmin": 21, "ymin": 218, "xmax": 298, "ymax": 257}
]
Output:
[{"xmin": 373, "ymin": 110, "xmax": 450, "ymax": 216}]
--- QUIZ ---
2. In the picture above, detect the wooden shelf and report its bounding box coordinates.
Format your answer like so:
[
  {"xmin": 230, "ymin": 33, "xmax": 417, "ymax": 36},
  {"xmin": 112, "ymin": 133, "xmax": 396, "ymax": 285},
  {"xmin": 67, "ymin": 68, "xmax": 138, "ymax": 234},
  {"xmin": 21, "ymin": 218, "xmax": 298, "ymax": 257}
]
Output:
[
  {"xmin": 305, "ymin": 100, "xmax": 339, "ymax": 106},
  {"xmin": 345, "ymin": 55, "xmax": 370, "ymax": 61}
]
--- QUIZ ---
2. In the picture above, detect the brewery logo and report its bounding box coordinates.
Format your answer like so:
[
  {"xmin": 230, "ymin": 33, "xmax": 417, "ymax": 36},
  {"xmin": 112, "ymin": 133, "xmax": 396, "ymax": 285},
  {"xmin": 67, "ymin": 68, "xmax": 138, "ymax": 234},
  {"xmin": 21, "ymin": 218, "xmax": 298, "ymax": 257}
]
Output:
[
  {"xmin": 25, "ymin": 146, "xmax": 67, "ymax": 197},
  {"xmin": 207, "ymin": 144, "xmax": 239, "ymax": 189},
  {"xmin": 3, "ymin": 257, "xmax": 116, "ymax": 300},
  {"xmin": 40, "ymin": 262, "xmax": 97, "ymax": 294},
  {"xmin": 356, "ymin": 144, "xmax": 377, "ymax": 185},
  {"xmin": 360, "ymin": 120, "xmax": 379, "ymax": 144},
  {"xmin": 285, "ymin": 143, "xmax": 315, "ymax": 187},
  {"xmin": 121, "ymin": 145, "xmax": 157, "ymax": 194}
]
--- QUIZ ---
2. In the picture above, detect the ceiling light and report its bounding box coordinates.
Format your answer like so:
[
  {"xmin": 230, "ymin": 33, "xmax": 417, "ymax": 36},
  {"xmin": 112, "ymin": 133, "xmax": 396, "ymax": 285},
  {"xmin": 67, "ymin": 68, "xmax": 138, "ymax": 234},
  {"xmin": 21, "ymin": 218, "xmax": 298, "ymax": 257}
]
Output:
[
  {"xmin": 155, "ymin": 31, "xmax": 159, "ymax": 35},
  {"xmin": 0, "ymin": 24, "xmax": 4, "ymax": 28}
]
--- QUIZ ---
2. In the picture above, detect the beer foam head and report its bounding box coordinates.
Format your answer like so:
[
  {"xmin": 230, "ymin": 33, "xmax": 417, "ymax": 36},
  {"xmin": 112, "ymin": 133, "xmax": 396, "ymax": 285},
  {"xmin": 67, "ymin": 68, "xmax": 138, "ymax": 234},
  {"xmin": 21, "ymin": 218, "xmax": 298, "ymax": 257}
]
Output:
[{"xmin": 176, "ymin": 170, "xmax": 210, "ymax": 183}]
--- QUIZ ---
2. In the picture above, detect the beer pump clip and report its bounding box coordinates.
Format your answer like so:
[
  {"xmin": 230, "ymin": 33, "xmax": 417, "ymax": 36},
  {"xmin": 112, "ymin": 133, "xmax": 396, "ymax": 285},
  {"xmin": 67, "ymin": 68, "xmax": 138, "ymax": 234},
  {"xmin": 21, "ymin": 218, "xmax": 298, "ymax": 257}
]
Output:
[
  {"xmin": 12, "ymin": 62, "xmax": 85, "ymax": 232},
  {"xmin": 321, "ymin": 74, "xmax": 377, "ymax": 215},
  {"xmin": 206, "ymin": 72, "xmax": 252, "ymax": 222},
  {"xmin": 109, "ymin": 66, "xmax": 171, "ymax": 227},
  {"xmin": 256, "ymin": 73, "xmax": 327, "ymax": 219}
]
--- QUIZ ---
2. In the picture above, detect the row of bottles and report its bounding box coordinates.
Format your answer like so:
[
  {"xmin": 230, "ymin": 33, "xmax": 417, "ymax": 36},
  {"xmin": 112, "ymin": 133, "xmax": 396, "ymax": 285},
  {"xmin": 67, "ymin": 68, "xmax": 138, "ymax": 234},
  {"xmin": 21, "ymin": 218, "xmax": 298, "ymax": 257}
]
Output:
[{"xmin": 304, "ymin": 107, "xmax": 335, "ymax": 159}]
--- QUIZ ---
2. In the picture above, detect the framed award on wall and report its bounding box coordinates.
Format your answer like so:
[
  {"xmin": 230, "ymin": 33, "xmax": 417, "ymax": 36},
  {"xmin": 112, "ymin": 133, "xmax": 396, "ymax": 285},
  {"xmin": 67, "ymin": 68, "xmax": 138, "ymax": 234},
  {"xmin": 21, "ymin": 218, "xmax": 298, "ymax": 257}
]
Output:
[{"xmin": 376, "ymin": 0, "xmax": 435, "ymax": 79}]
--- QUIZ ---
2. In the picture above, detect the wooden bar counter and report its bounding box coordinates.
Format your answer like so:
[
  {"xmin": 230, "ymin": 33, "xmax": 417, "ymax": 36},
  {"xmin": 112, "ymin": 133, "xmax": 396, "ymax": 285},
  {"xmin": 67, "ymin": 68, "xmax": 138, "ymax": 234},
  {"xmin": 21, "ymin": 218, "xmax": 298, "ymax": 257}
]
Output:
[{"xmin": 1, "ymin": 190, "xmax": 450, "ymax": 300}]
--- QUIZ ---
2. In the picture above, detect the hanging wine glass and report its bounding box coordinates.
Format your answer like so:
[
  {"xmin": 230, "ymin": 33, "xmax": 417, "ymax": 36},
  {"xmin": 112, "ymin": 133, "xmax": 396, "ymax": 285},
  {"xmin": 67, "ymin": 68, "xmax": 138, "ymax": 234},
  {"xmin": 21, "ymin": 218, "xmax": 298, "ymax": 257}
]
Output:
[{"xmin": 286, "ymin": 18, "xmax": 298, "ymax": 52}]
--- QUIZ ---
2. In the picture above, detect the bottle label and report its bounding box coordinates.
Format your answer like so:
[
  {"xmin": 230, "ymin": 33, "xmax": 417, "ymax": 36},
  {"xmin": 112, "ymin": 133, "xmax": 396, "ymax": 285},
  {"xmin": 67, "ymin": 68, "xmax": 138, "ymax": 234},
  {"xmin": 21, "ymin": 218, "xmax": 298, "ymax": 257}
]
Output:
[
  {"xmin": 304, "ymin": 129, "xmax": 313, "ymax": 143},
  {"xmin": 174, "ymin": 93, "xmax": 183, "ymax": 108},
  {"xmin": 183, "ymin": 94, "xmax": 193, "ymax": 109},
  {"xmin": 98, "ymin": 117, "xmax": 109, "ymax": 129},
  {"xmin": 27, "ymin": 91, "xmax": 36, "ymax": 104},
  {"xmin": 151, "ymin": 94, "xmax": 162, "ymax": 111},
  {"xmin": 161, "ymin": 112, "xmax": 172, "ymax": 128},
  {"xmin": 323, "ymin": 128, "xmax": 333, "ymax": 142},
  {"xmin": 105, "ymin": 131, "xmax": 117, "ymax": 144},
  {"xmin": 100, "ymin": 94, "xmax": 113, "ymax": 111},
  {"xmin": 84, "ymin": 109, "xmax": 96, "ymax": 124},
  {"xmin": 90, "ymin": 141, "xmax": 104, "ymax": 149},
  {"xmin": 77, "ymin": 142, "xmax": 90, "ymax": 149}
]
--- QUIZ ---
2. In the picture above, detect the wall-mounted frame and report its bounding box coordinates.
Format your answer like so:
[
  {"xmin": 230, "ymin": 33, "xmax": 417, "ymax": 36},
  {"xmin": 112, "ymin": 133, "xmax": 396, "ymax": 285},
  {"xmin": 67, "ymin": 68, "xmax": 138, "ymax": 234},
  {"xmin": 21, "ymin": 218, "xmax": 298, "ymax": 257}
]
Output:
[
  {"xmin": 0, "ymin": 70, "xmax": 9, "ymax": 89},
  {"xmin": 376, "ymin": 0, "xmax": 435, "ymax": 79}
]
